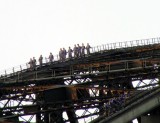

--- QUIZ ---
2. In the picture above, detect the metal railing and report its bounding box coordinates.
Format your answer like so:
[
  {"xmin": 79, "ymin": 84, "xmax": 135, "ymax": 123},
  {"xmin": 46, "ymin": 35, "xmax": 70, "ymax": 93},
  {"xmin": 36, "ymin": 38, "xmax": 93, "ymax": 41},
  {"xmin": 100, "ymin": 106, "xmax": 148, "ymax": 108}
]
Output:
[
  {"xmin": 0, "ymin": 37, "xmax": 160, "ymax": 77},
  {"xmin": 91, "ymin": 37, "xmax": 160, "ymax": 52},
  {"xmin": 1, "ymin": 58, "xmax": 160, "ymax": 84}
]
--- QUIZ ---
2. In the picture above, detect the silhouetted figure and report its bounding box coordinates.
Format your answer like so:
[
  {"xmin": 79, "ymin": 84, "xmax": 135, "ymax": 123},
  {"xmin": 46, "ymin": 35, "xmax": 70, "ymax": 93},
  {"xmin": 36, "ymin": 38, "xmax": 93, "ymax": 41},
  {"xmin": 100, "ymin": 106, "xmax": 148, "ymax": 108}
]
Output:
[
  {"xmin": 32, "ymin": 57, "xmax": 37, "ymax": 69},
  {"xmin": 28, "ymin": 58, "xmax": 33, "ymax": 69},
  {"xmin": 77, "ymin": 44, "xmax": 81, "ymax": 57},
  {"xmin": 39, "ymin": 55, "xmax": 43, "ymax": 67},
  {"xmin": 62, "ymin": 48, "xmax": 67, "ymax": 61},
  {"xmin": 86, "ymin": 43, "xmax": 91, "ymax": 55},
  {"xmin": 59, "ymin": 48, "xmax": 63, "ymax": 61},
  {"xmin": 81, "ymin": 43, "xmax": 85, "ymax": 57},
  {"xmin": 73, "ymin": 44, "xmax": 78, "ymax": 58},
  {"xmin": 68, "ymin": 46, "xmax": 73, "ymax": 59},
  {"xmin": 49, "ymin": 52, "xmax": 54, "ymax": 64}
]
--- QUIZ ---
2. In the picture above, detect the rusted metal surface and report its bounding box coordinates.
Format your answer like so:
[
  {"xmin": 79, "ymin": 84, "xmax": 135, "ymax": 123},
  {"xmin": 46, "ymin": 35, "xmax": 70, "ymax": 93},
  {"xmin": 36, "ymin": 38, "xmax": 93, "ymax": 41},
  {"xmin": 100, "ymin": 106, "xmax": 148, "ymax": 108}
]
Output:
[{"xmin": 0, "ymin": 39, "xmax": 160, "ymax": 122}]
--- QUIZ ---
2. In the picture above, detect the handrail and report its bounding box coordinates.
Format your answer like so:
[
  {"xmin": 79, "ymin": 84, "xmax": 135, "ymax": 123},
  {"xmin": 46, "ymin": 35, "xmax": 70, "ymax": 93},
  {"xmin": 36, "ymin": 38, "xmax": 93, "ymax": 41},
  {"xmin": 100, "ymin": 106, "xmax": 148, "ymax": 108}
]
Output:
[
  {"xmin": 0, "ymin": 37, "xmax": 160, "ymax": 77},
  {"xmin": 1, "ymin": 58, "xmax": 160, "ymax": 84}
]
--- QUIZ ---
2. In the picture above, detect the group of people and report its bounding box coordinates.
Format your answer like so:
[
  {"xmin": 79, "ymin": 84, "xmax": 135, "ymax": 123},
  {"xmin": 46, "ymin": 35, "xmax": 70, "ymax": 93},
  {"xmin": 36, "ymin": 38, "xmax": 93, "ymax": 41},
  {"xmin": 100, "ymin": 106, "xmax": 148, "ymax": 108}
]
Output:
[
  {"xmin": 59, "ymin": 43, "xmax": 91, "ymax": 61},
  {"xmin": 28, "ymin": 43, "xmax": 91, "ymax": 69}
]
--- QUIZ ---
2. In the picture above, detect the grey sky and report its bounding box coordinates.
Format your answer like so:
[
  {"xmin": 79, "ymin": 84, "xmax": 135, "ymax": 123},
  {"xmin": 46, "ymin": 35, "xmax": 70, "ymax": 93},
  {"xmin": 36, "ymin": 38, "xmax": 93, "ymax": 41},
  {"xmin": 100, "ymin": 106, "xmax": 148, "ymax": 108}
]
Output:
[
  {"xmin": 0, "ymin": 0, "xmax": 159, "ymax": 122},
  {"xmin": 0, "ymin": 0, "xmax": 159, "ymax": 71}
]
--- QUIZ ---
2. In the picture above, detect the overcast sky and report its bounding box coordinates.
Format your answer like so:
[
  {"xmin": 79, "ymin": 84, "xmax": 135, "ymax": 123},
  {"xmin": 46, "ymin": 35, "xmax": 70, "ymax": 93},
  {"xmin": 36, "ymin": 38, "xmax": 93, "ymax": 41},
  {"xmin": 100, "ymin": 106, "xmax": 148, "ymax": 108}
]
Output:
[
  {"xmin": 0, "ymin": 0, "xmax": 160, "ymax": 72},
  {"xmin": 1, "ymin": 1, "xmax": 159, "ymax": 122}
]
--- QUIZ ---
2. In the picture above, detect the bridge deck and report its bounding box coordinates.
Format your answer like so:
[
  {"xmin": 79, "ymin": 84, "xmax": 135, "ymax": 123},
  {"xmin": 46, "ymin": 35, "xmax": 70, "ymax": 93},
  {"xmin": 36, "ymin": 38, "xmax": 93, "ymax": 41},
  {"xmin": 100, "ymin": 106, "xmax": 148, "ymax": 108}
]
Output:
[{"xmin": 0, "ymin": 38, "xmax": 160, "ymax": 123}]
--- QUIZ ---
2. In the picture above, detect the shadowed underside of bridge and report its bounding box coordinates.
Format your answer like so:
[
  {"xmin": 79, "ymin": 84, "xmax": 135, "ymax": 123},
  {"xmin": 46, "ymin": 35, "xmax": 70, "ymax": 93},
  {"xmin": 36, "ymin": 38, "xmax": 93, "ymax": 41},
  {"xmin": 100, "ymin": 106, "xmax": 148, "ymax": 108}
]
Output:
[{"xmin": 0, "ymin": 38, "xmax": 160, "ymax": 123}]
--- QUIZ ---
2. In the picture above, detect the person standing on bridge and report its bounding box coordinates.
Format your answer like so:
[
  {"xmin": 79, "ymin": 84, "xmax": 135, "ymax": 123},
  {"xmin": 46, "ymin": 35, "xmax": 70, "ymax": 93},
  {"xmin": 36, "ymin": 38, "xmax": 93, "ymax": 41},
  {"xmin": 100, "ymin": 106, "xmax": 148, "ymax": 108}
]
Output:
[
  {"xmin": 62, "ymin": 48, "xmax": 67, "ymax": 61},
  {"xmin": 73, "ymin": 44, "xmax": 78, "ymax": 58},
  {"xmin": 68, "ymin": 46, "xmax": 73, "ymax": 59},
  {"xmin": 49, "ymin": 52, "xmax": 54, "ymax": 64},
  {"xmin": 86, "ymin": 43, "xmax": 91, "ymax": 55},
  {"xmin": 28, "ymin": 58, "xmax": 33, "ymax": 70},
  {"xmin": 39, "ymin": 55, "xmax": 43, "ymax": 67},
  {"xmin": 81, "ymin": 43, "xmax": 85, "ymax": 57},
  {"xmin": 59, "ymin": 48, "xmax": 63, "ymax": 61},
  {"xmin": 77, "ymin": 44, "xmax": 81, "ymax": 57},
  {"xmin": 32, "ymin": 57, "xmax": 37, "ymax": 69}
]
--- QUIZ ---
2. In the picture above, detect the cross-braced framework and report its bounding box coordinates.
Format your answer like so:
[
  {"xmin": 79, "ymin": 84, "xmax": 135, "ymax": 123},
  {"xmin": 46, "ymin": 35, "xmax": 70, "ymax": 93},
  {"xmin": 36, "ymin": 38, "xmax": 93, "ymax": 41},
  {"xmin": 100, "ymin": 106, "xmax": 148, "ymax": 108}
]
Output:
[
  {"xmin": 0, "ymin": 38, "xmax": 160, "ymax": 123},
  {"xmin": 0, "ymin": 85, "xmax": 135, "ymax": 122}
]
